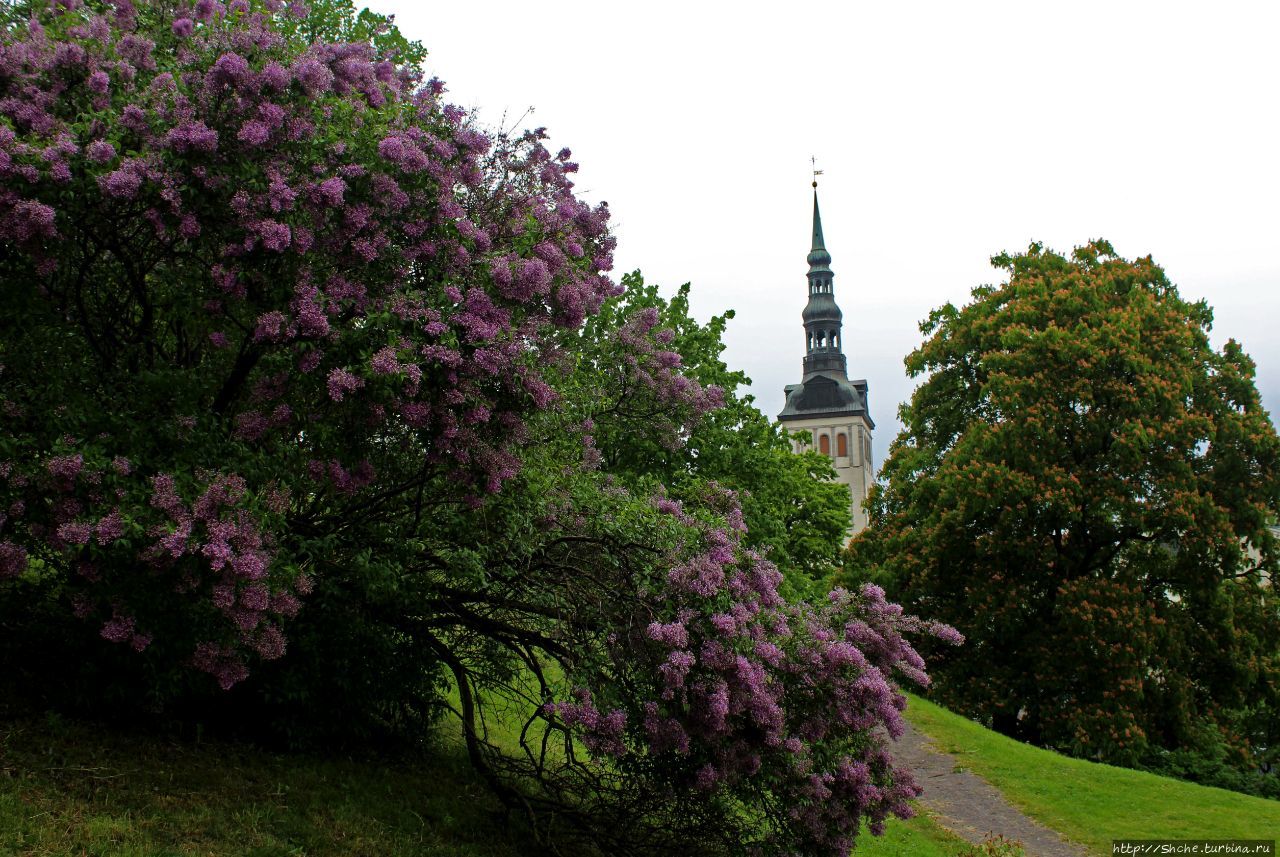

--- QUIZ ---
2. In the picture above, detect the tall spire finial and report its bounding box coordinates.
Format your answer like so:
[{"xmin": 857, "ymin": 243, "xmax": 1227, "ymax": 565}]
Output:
[{"xmin": 809, "ymin": 159, "xmax": 827, "ymax": 255}]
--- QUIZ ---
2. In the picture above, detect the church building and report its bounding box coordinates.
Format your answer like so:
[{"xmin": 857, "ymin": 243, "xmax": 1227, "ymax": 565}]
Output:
[{"xmin": 777, "ymin": 185, "xmax": 875, "ymax": 534}]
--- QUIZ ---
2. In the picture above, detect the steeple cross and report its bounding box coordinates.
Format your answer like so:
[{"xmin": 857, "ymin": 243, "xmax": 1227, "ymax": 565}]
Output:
[{"xmin": 811, "ymin": 156, "xmax": 823, "ymax": 188}]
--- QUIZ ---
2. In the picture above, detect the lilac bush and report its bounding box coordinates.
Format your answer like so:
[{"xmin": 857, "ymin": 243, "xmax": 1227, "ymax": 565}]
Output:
[
  {"xmin": 510, "ymin": 480, "xmax": 962, "ymax": 855},
  {"xmin": 0, "ymin": 0, "xmax": 612, "ymax": 685}
]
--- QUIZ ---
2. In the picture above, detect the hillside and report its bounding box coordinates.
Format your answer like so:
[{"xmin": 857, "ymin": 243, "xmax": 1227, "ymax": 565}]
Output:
[
  {"xmin": 0, "ymin": 711, "xmax": 968, "ymax": 857},
  {"xmin": 904, "ymin": 695, "xmax": 1280, "ymax": 852},
  {"xmin": 4, "ymin": 699, "xmax": 1278, "ymax": 856}
]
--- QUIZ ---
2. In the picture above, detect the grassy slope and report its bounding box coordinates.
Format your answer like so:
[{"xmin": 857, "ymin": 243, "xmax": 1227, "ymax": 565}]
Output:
[
  {"xmin": 0, "ymin": 715, "xmax": 526, "ymax": 857},
  {"xmin": 903, "ymin": 694, "xmax": 1280, "ymax": 854},
  {"xmin": 0, "ymin": 709, "xmax": 965, "ymax": 857},
  {"xmin": 19, "ymin": 690, "xmax": 1277, "ymax": 856},
  {"xmin": 858, "ymin": 813, "xmax": 968, "ymax": 856}
]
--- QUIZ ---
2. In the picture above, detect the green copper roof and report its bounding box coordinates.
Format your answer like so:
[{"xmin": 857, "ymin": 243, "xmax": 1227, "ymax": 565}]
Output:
[
  {"xmin": 811, "ymin": 190, "xmax": 826, "ymax": 250},
  {"xmin": 807, "ymin": 190, "xmax": 832, "ymax": 269}
]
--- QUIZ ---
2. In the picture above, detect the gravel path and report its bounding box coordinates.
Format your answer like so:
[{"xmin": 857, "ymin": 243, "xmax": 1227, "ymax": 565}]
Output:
[{"xmin": 895, "ymin": 721, "xmax": 1091, "ymax": 857}]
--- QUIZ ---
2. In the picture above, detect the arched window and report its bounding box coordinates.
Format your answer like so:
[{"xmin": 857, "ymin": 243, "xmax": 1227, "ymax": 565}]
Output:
[
  {"xmin": 837, "ymin": 432, "xmax": 848, "ymax": 457},
  {"xmin": 819, "ymin": 434, "xmax": 830, "ymax": 456}
]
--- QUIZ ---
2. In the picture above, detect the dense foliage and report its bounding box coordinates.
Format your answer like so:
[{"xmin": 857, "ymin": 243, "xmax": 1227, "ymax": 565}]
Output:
[
  {"xmin": 847, "ymin": 241, "xmax": 1280, "ymax": 788},
  {"xmin": 568, "ymin": 272, "xmax": 854, "ymax": 591},
  {"xmin": 0, "ymin": 2, "xmax": 958, "ymax": 853}
]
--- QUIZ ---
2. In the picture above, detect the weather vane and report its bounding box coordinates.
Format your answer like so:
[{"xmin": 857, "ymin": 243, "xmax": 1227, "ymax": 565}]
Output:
[{"xmin": 811, "ymin": 156, "xmax": 823, "ymax": 188}]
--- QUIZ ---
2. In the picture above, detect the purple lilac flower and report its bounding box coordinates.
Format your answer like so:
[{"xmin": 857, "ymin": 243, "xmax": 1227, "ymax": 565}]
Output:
[
  {"xmin": 95, "ymin": 510, "xmax": 125, "ymax": 544},
  {"xmin": 99, "ymin": 168, "xmax": 141, "ymax": 198},
  {"xmin": 237, "ymin": 120, "xmax": 270, "ymax": 146},
  {"xmin": 47, "ymin": 454, "xmax": 83, "ymax": 481},
  {"xmin": 326, "ymin": 368, "xmax": 363, "ymax": 402},
  {"xmin": 100, "ymin": 612, "xmax": 136, "ymax": 643},
  {"xmin": 166, "ymin": 121, "xmax": 218, "ymax": 154},
  {"xmin": 86, "ymin": 140, "xmax": 116, "ymax": 163},
  {"xmin": 254, "ymin": 624, "xmax": 287, "ymax": 659},
  {"xmin": 254, "ymin": 219, "xmax": 291, "ymax": 252},
  {"xmin": 369, "ymin": 347, "xmax": 399, "ymax": 375},
  {"xmin": 0, "ymin": 542, "xmax": 28, "ymax": 578},
  {"xmin": 9, "ymin": 200, "xmax": 57, "ymax": 242},
  {"xmin": 207, "ymin": 52, "xmax": 250, "ymax": 89},
  {"xmin": 258, "ymin": 62, "xmax": 290, "ymax": 91},
  {"xmin": 239, "ymin": 582, "xmax": 269, "ymax": 611},
  {"xmin": 86, "ymin": 70, "xmax": 110, "ymax": 94},
  {"xmin": 377, "ymin": 133, "xmax": 429, "ymax": 172},
  {"xmin": 316, "ymin": 176, "xmax": 345, "ymax": 206},
  {"xmin": 292, "ymin": 57, "xmax": 334, "ymax": 96}
]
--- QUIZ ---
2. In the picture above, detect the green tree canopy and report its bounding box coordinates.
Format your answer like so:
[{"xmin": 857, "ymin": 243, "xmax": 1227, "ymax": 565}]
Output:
[
  {"xmin": 847, "ymin": 240, "xmax": 1280, "ymax": 776},
  {"xmin": 564, "ymin": 271, "xmax": 853, "ymax": 590}
]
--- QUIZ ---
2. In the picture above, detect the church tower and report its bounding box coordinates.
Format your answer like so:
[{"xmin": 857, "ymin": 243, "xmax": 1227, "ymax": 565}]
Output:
[{"xmin": 777, "ymin": 184, "xmax": 875, "ymax": 533}]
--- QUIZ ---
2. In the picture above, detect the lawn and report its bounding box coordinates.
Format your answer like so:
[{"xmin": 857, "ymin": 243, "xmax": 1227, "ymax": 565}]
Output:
[
  {"xmin": 903, "ymin": 694, "xmax": 1280, "ymax": 854},
  {"xmin": 0, "ymin": 714, "xmax": 526, "ymax": 857},
  {"xmin": 0, "ymin": 706, "xmax": 962, "ymax": 854},
  {"xmin": 0, "ymin": 709, "xmax": 965, "ymax": 856},
  {"xmin": 14, "ymin": 689, "xmax": 1274, "ymax": 856}
]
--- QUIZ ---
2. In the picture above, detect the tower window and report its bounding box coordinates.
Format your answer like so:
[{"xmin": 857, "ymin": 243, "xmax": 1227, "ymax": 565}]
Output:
[
  {"xmin": 819, "ymin": 434, "xmax": 830, "ymax": 456},
  {"xmin": 837, "ymin": 432, "xmax": 848, "ymax": 457}
]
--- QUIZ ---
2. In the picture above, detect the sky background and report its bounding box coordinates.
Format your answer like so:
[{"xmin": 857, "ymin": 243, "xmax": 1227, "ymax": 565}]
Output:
[{"xmin": 385, "ymin": 0, "xmax": 1280, "ymax": 469}]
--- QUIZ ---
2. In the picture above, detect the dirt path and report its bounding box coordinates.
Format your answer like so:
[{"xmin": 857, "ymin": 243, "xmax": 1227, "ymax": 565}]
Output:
[{"xmin": 895, "ymin": 721, "xmax": 1091, "ymax": 857}]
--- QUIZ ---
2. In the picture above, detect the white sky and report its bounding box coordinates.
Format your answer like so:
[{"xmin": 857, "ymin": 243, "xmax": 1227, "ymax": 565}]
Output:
[{"xmin": 384, "ymin": 0, "xmax": 1280, "ymax": 468}]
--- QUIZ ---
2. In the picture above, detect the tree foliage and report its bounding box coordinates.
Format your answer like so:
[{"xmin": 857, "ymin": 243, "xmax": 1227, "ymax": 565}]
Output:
[
  {"xmin": 567, "ymin": 272, "xmax": 853, "ymax": 590},
  {"xmin": 0, "ymin": 2, "xmax": 957, "ymax": 854},
  {"xmin": 847, "ymin": 240, "xmax": 1280, "ymax": 780}
]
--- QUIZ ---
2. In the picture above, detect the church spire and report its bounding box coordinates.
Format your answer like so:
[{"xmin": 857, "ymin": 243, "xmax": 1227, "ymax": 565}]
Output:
[
  {"xmin": 777, "ymin": 172, "xmax": 875, "ymax": 536},
  {"xmin": 808, "ymin": 189, "xmax": 831, "ymax": 269},
  {"xmin": 801, "ymin": 183, "xmax": 846, "ymax": 379}
]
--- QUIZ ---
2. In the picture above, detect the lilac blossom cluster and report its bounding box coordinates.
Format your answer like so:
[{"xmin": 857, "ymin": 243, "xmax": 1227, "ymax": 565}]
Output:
[
  {"xmin": 146, "ymin": 472, "xmax": 298, "ymax": 685},
  {"xmin": 546, "ymin": 487, "xmax": 963, "ymax": 855},
  {"xmin": 1, "ymin": 443, "xmax": 298, "ymax": 687},
  {"xmin": 614, "ymin": 308, "xmax": 725, "ymax": 446},
  {"xmin": 0, "ymin": 2, "xmax": 620, "ymax": 683}
]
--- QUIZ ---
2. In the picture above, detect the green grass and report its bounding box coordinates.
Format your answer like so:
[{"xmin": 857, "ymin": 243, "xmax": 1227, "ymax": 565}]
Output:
[
  {"xmin": 24, "ymin": 684, "xmax": 1272, "ymax": 856},
  {"xmin": 0, "ymin": 703, "xmax": 967, "ymax": 857},
  {"xmin": 856, "ymin": 810, "xmax": 969, "ymax": 856},
  {"xmin": 0, "ymin": 714, "xmax": 526, "ymax": 857},
  {"xmin": 903, "ymin": 694, "xmax": 1280, "ymax": 854}
]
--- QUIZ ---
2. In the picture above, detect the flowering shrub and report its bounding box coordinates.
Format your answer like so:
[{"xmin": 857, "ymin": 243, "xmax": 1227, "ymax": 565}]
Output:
[
  {"xmin": 0, "ymin": 0, "xmax": 612, "ymax": 686},
  {"xmin": 441, "ymin": 476, "xmax": 961, "ymax": 856}
]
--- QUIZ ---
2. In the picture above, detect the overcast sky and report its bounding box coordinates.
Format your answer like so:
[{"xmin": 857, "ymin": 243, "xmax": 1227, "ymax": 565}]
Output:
[{"xmin": 384, "ymin": 0, "xmax": 1280, "ymax": 468}]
